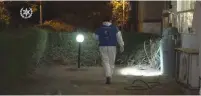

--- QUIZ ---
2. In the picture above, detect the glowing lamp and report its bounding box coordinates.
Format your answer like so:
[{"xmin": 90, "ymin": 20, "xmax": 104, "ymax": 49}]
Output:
[{"xmin": 76, "ymin": 34, "xmax": 84, "ymax": 43}]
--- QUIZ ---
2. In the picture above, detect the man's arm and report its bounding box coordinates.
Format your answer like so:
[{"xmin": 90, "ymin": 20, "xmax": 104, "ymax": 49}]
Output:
[
  {"xmin": 93, "ymin": 29, "xmax": 99, "ymax": 40},
  {"xmin": 116, "ymin": 30, "xmax": 124, "ymax": 53},
  {"xmin": 93, "ymin": 33, "xmax": 99, "ymax": 40},
  {"xmin": 116, "ymin": 31, "xmax": 124, "ymax": 47}
]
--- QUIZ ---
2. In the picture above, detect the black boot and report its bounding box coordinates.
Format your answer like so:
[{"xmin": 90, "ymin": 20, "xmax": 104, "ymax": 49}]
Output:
[{"xmin": 105, "ymin": 77, "xmax": 111, "ymax": 84}]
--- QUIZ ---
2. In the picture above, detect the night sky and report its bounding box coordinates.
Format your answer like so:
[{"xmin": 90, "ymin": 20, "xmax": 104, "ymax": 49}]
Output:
[{"xmin": 5, "ymin": 1, "xmax": 111, "ymax": 30}]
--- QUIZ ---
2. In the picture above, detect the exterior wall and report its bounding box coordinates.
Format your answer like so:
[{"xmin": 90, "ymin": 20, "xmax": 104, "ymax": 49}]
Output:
[
  {"xmin": 181, "ymin": 34, "xmax": 198, "ymax": 49},
  {"xmin": 142, "ymin": 23, "xmax": 161, "ymax": 34},
  {"xmin": 143, "ymin": 1, "xmax": 165, "ymax": 21},
  {"xmin": 138, "ymin": 1, "xmax": 165, "ymax": 34},
  {"xmin": 138, "ymin": 1, "xmax": 145, "ymax": 32},
  {"xmin": 171, "ymin": 1, "xmax": 198, "ymax": 49},
  {"xmin": 172, "ymin": 1, "xmax": 200, "ymax": 89}
]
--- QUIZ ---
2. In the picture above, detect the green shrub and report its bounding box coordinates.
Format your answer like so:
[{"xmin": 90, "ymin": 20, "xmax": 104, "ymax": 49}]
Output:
[
  {"xmin": 37, "ymin": 20, "xmax": 75, "ymax": 32},
  {"xmin": 42, "ymin": 29, "xmax": 160, "ymax": 67},
  {"xmin": 0, "ymin": 27, "xmax": 48, "ymax": 81},
  {"xmin": 0, "ymin": 26, "xmax": 160, "ymax": 83},
  {"xmin": 44, "ymin": 31, "xmax": 100, "ymax": 66}
]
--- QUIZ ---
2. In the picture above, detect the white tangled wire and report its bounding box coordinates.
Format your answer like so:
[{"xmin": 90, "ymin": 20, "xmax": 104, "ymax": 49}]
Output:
[{"xmin": 124, "ymin": 38, "xmax": 161, "ymax": 71}]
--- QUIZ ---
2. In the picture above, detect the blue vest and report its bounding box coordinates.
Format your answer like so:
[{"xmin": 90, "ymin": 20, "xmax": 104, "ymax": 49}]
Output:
[{"xmin": 95, "ymin": 24, "xmax": 118, "ymax": 46}]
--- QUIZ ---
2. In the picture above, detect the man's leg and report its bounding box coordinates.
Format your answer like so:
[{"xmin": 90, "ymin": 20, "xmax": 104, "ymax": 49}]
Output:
[
  {"xmin": 99, "ymin": 46, "xmax": 112, "ymax": 84},
  {"xmin": 108, "ymin": 46, "xmax": 117, "ymax": 77}
]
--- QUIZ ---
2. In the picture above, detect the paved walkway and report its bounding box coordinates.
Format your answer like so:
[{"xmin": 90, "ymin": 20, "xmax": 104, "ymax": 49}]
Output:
[{"xmin": 1, "ymin": 64, "xmax": 184, "ymax": 95}]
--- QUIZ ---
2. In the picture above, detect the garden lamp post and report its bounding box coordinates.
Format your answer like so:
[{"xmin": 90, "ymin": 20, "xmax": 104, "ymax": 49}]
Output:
[
  {"xmin": 76, "ymin": 34, "xmax": 84, "ymax": 68},
  {"xmin": 122, "ymin": 0, "xmax": 125, "ymax": 32},
  {"xmin": 40, "ymin": 0, "xmax": 43, "ymax": 25}
]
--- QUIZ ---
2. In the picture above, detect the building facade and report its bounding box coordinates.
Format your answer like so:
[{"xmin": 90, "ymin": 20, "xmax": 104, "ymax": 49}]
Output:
[{"xmin": 137, "ymin": 1, "xmax": 166, "ymax": 34}]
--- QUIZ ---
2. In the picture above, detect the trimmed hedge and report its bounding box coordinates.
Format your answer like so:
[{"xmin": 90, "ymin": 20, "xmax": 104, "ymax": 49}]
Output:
[
  {"xmin": 43, "ymin": 30, "xmax": 160, "ymax": 67},
  {"xmin": 0, "ymin": 26, "xmax": 160, "ymax": 83},
  {"xmin": 0, "ymin": 27, "xmax": 48, "ymax": 81},
  {"xmin": 44, "ymin": 31, "xmax": 100, "ymax": 66}
]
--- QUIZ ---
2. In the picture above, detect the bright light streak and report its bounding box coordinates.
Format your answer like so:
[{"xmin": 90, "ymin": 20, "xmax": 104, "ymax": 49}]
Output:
[
  {"xmin": 76, "ymin": 34, "xmax": 84, "ymax": 43},
  {"xmin": 159, "ymin": 41, "xmax": 164, "ymax": 75},
  {"xmin": 119, "ymin": 66, "xmax": 162, "ymax": 76}
]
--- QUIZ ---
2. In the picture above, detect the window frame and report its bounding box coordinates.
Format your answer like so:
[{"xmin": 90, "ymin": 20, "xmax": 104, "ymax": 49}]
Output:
[{"xmin": 176, "ymin": 1, "xmax": 195, "ymax": 34}]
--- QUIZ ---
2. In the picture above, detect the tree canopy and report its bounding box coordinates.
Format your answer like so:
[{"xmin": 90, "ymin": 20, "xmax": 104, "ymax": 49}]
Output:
[
  {"xmin": 110, "ymin": 0, "xmax": 130, "ymax": 26},
  {"xmin": 0, "ymin": 1, "xmax": 10, "ymax": 25},
  {"xmin": 0, "ymin": 1, "xmax": 113, "ymax": 31}
]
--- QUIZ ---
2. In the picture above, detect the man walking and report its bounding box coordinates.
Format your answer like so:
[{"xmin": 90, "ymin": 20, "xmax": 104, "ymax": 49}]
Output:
[{"xmin": 93, "ymin": 16, "xmax": 124, "ymax": 84}]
